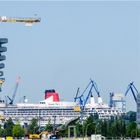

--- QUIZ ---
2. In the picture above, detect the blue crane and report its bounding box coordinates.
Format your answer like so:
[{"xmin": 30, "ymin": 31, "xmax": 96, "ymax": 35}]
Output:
[
  {"xmin": 74, "ymin": 79, "xmax": 102, "ymax": 122},
  {"xmin": 74, "ymin": 80, "xmax": 94, "ymax": 109},
  {"xmin": 125, "ymin": 82, "xmax": 138, "ymax": 103},
  {"xmin": 74, "ymin": 80, "xmax": 94, "ymax": 122}
]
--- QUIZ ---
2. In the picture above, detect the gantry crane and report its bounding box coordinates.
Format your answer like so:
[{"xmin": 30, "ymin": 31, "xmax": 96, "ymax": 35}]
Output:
[
  {"xmin": 125, "ymin": 82, "xmax": 139, "ymax": 103},
  {"xmin": 0, "ymin": 16, "xmax": 41, "ymax": 26},
  {"xmin": 74, "ymin": 79, "xmax": 94, "ymax": 122},
  {"xmin": 74, "ymin": 79, "xmax": 103, "ymax": 122}
]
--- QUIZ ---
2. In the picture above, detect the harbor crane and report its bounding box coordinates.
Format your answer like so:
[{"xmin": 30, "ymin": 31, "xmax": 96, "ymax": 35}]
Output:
[
  {"xmin": 0, "ymin": 16, "xmax": 41, "ymax": 26},
  {"xmin": 74, "ymin": 79, "xmax": 103, "ymax": 122},
  {"xmin": 74, "ymin": 80, "xmax": 94, "ymax": 108},
  {"xmin": 76, "ymin": 79, "xmax": 102, "ymax": 103},
  {"xmin": 74, "ymin": 79, "xmax": 103, "ymax": 106},
  {"xmin": 74, "ymin": 79, "xmax": 94, "ymax": 122},
  {"xmin": 74, "ymin": 79, "xmax": 103, "ymax": 121},
  {"xmin": 125, "ymin": 82, "xmax": 139, "ymax": 103},
  {"xmin": 7, "ymin": 76, "xmax": 21, "ymax": 105}
]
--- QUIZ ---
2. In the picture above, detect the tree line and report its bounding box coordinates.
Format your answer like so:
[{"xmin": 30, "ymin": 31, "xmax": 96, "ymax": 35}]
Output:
[
  {"xmin": 59, "ymin": 111, "xmax": 140, "ymax": 138},
  {"xmin": 0, "ymin": 111, "xmax": 139, "ymax": 138}
]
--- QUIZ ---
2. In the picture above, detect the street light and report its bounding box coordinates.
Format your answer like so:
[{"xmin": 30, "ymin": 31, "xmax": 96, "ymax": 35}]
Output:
[
  {"xmin": 95, "ymin": 122, "xmax": 101, "ymax": 135},
  {"xmin": 85, "ymin": 122, "xmax": 96, "ymax": 137},
  {"xmin": 53, "ymin": 116, "xmax": 56, "ymax": 135},
  {"xmin": 85, "ymin": 122, "xmax": 100, "ymax": 138},
  {"xmin": 85, "ymin": 123, "xmax": 92, "ymax": 137},
  {"xmin": 131, "ymin": 129, "xmax": 138, "ymax": 139}
]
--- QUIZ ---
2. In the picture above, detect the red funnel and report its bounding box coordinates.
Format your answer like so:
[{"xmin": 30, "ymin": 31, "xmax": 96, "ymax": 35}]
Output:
[{"xmin": 45, "ymin": 90, "xmax": 60, "ymax": 102}]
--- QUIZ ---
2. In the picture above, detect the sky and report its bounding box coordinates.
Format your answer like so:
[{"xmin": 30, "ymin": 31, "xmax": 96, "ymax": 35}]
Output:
[{"xmin": 0, "ymin": 1, "xmax": 140, "ymax": 111}]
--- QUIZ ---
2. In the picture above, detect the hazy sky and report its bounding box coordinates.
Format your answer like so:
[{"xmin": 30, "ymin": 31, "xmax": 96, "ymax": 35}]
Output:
[{"xmin": 0, "ymin": 1, "xmax": 140, "ymax": 111}]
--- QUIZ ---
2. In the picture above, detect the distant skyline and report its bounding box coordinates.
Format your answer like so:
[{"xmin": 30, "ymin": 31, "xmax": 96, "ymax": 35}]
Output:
[{"xmin": 0, "ymin": 1, "xmax": 139, "ymax": 111}]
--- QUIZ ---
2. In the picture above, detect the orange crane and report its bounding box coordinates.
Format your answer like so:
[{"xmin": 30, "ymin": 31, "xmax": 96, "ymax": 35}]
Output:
[
  {"xmin": 7, "ymin": 76, "xmax": 21, "ymax": 105},
  {"xmin": 0, "ymin": 16, "xmax": 41, "ymax": 26}
]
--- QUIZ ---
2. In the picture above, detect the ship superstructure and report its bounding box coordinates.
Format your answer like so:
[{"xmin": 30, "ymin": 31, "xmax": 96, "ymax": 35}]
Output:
[{"xmin": 0, "ymin": 90, "xmax": 123, "ymax": 127}]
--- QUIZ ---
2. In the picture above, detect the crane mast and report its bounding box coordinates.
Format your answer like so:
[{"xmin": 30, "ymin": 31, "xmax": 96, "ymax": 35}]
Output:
[{"xmin": 74, "ymin": 87, "xmax": 80, "ymax": 102}]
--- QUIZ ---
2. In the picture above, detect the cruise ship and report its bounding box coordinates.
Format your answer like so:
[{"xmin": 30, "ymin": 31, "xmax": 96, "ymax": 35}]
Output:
[{"xmin": 0, "ymin": 89, "xmax": 123, "ymax": 127}]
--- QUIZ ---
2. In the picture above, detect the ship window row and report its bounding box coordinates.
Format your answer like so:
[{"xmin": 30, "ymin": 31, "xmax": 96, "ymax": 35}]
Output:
[
  {"xmin": 4, "ymin": 112, "xmax": 79, "ymax": 117},
  {"xmin": 12, "ymin": 110, "xmax": 75, "ymax": 114},
  {"xmin": 5, "ymin": 111, "xmax": 17, "ymax": 114},
  {"xmin": 4, "ymin": 110, "xmax": 80, "ymax": 116},
  {"xmin": 5, "ymin": 111, "xmax": 77, "ymax": 115},
  {"xmin": 18, "ymin": 108, "xmax": 73, "ymax": 111},
  {"xmin": 5, "ymin": 113, "xmax": 38, "ymax": 116}
]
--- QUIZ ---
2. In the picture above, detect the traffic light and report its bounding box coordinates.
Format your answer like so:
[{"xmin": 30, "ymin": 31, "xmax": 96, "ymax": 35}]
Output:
[{"xmin": 0, "ymin": 38, "xmax": 7, "ymax": 92}]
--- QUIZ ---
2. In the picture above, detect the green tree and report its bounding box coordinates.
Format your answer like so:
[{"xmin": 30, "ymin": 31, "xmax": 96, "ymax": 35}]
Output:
[
  {"xmin": 106, "ymin": 119, "xmax": 112, "ymax": 137},
  {"xmin": 0, "ymin": 124, "xmax": 6, "ymax": 137},
  {"xmin": 101, "ymin": 120, "xmax": 107, "ymax": 137},
  {"xmin": 27, "ymin": 118, "xmax": 38, "ymax": 134},
  {"xmin": 84, "ymin": 115, "xmax": 96, "ymax": 137},
  {"xmin": 57, "ymin": 125, "xmax": 66, "ymax": 137},
  {"xmin": 127, "ymin": 111, "xmax": 136, "ymax": 122},
  {"xmin": 75, "ymin": 122, "xmax": 83, "ymax": 137},
  {"xmin": 136, "ymin": 128, "xmax": 140, "ymax": 137},
  {"xmin": 12, "ymin": 123, "xmax": 25, "ymax": 138},
  {"xmin": 4, "ymin": 118, "xmax": 14, "ymax": 136},
  {"xmin": 120, "ymin": 119, "xmax": 126, "ymax": 137},
  {"xmin": 44, "ymin": 119, "xmax": 53, "ymax": 132},
  {"xmin": 126, "ymin": 121, "xmax": 137, "ymax": 137}
]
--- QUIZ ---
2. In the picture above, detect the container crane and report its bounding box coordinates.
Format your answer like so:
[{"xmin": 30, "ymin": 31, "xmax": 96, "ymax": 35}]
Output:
[
  {"xmin": 7, "ymin": 76, "xmax": 21, "ymax": 105},
  {"xmin": 0, "ymin": 16, "xmax": 41, "ymax": 26},
  {"xmin": 125, "ymin": 82, "xmax": 139, "ymax": 103}
]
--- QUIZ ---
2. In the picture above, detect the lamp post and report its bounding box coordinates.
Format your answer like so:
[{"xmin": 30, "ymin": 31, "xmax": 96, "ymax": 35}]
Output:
[
  {"xmin": 53, "ymin": 116, "xmax": 56, "ymax": 135},
  {"xmin": 85, "ymin": 122, "xmax": 101, "ymax": 139},
  {"xmin": 136, "ymin": 128, "xmax": 138, "ymax": 138},
  {"xmin": 85, "ymin": 122, "xmax": 96, "ymax": 137},
  {"xmin": 85, "ymin": 123, "xmax": 91, "ymax": 137},
  {"xmin": 95, "ymin": 122, "xmax": 100, "ymax": 135}
]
